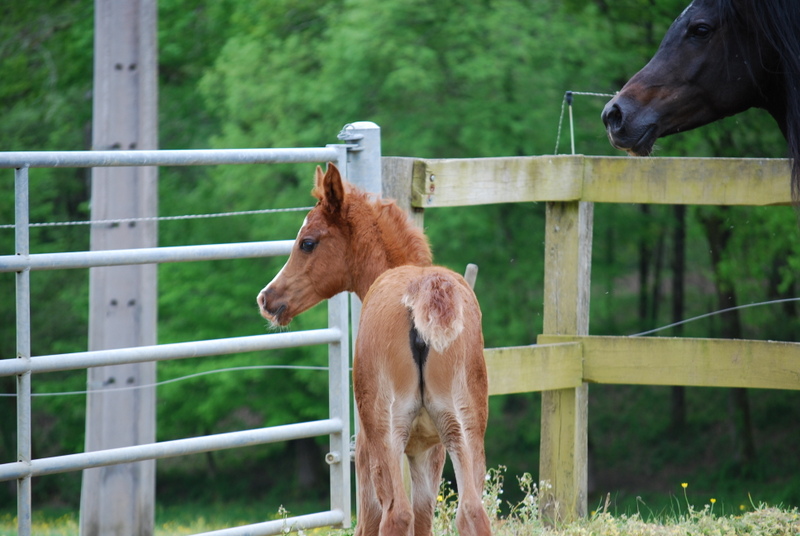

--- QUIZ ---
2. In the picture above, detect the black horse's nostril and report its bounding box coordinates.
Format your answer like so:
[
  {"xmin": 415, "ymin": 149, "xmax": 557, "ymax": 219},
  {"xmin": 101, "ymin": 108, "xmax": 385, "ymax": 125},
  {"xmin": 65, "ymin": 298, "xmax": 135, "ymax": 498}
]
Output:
[{"xmin": 602, "ymin": 102, "xmax": 623, "ymax": 131}]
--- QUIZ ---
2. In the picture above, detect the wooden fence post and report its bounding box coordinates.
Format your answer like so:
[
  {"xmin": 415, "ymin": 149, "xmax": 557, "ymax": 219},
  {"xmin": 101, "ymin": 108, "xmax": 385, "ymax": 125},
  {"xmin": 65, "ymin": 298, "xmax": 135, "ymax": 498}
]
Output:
[
  {"xmin": 80, "ymin": 1, "xmax": 158, "ymax": 535},
  {"xmin": 539, "ymin": 200, "xmax": 593, "ymax": 523},
  {"xmin": 381, "ymin": 157, "xmax": 425, "ymax": 228}
]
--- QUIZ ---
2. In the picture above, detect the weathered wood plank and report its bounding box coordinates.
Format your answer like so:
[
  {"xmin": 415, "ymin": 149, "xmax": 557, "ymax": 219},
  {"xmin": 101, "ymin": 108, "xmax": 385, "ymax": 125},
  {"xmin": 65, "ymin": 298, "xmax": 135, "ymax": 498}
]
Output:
[
  {"xmin": 583, "ymin": 157, "xmax": 791, "ymax": 206},
  {"xmin": 538, "ymin": 335, "xmax": 800, "ymax": 390},
  {"xmin": 485, "ymin": 343, "xmax": 583, "ymax": 395},
  {"xmin": 538, "ymin": 200, "xmax": 592, "ymax": 523},
  {"xmin": 411, "ymin": 155, "xmax": 583, "ymax": 207},
  {"xmin": 407, "ymin": 156, "xmax": 792, "ymax": 208},
  {"xmin": 382, "ymin": 157, "xmax": 425, "ymax": 228}
]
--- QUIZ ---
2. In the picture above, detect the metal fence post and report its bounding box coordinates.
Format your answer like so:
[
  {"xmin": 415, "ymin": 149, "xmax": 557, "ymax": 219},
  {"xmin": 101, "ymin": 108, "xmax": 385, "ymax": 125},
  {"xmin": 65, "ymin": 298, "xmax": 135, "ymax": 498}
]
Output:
[
  {"xmin": 334, "ymin": 122, "xmax": 382, "ymax": 344},
  {"xmin": 327, "ymin": 292, "xmax": 351, "ymax": 528},
  {"xmin": 334, "ymin": 122, "xmax": 381, "ymax": 520},
  {"xmin": 337, "ymin": 121, "xmax": 382, "ymax": 195},
  {"xmin": 324, "ymin": 140, "xmax": 356, "ymax": 527},
  {"xmin": 15, "ymin": 166, "xmax": 32, "ymax": 536}
]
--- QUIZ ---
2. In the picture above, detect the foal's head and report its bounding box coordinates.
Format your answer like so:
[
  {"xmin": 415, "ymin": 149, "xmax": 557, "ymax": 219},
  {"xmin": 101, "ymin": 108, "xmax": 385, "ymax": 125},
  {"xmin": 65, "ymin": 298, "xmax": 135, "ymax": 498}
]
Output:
[
  {"xmin": 257, "ymin": 163, "xmax": 431, "ymax": 326},
  {"xmin": 257, "ymin": 164, "xmax": 354, "ymax": 326}
]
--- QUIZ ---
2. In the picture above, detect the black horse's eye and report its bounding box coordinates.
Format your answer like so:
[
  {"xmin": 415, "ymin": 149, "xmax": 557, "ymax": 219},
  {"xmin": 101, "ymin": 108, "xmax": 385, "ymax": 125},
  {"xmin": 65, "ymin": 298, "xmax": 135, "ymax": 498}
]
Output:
[
  {"xmin": 688, "ymin": 23, "xmax": 713, "ymax": 39},
  {"xmin": 299, "ymin": 238, "xmax": 318, "ymax": 253}
]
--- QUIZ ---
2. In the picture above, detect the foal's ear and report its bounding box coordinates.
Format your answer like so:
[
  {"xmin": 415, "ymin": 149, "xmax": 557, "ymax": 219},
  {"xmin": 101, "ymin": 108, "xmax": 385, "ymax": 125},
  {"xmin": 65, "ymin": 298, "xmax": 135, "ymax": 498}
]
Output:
[
  {"xmin": 317, "ymin": 162, "xmax": 345, "ymax": 213},
  {"xmin": 313, "ymin": 165, "xmax": 325, "ymax": 198}
]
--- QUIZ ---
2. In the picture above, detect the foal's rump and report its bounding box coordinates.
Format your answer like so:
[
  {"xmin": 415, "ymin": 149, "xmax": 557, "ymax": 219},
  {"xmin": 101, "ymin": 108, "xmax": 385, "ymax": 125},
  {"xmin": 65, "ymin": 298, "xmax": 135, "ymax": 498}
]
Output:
[
  {"xmin": 354, "ymin": 265, "xmax": 484, "ymax": 399},
  {"xmin": 362, "ymin": 264, "xmax": 481, "ymax": 353}
]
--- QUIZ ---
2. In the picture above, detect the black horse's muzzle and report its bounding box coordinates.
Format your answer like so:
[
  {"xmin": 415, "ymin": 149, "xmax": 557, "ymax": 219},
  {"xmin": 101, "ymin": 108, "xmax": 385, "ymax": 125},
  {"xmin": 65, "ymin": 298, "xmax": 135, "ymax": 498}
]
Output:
[{"xmin": 601, "ymin": 95, "xmax": 659, "ymax": 156}]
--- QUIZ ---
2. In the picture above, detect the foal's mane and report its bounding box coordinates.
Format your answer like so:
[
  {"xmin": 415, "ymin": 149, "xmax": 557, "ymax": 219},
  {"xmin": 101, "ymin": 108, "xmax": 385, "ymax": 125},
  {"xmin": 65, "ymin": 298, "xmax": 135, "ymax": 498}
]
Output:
[
  {"xmin": 315, "ymin": 180, "xmax": 433, "ymax": 268},
  {"xmin": 721, "ymin": 0, "xmax": 800, "ymax": 200},
  {"xmin": 372, "ymin": 195, "xmax": 433, "ymax": 268}
]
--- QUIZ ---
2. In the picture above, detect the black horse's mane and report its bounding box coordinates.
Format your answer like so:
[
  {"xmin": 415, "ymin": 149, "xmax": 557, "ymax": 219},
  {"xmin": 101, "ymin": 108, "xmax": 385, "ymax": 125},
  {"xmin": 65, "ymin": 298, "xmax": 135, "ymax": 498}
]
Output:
[{"xmin": 720, "ymin": 0, "xmax": 800, "ymax": 201}]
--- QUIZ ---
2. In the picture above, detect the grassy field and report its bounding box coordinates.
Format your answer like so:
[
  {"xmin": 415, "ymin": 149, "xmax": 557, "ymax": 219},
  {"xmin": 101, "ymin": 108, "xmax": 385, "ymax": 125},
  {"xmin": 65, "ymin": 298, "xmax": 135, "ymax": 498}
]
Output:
[{"xmin": 2, "ymin": 469, "xmax": 798, "ymax": 536}]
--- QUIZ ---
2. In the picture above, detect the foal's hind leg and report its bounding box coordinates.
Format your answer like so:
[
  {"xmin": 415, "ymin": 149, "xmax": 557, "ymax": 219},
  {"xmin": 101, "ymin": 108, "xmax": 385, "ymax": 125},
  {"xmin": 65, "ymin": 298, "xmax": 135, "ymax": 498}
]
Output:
[
  {"xmin": 408, "ymin": 443, "xmax": 446, "ymax": 536},
  {"xmin": 367, "ymin": 440, "xmax": 414, "ymax": 536},
  {"xmin": 357, "ymin": 397, "xmax": 417, "ymax": 535},
  {"xmin": 354, "ymin": 432, "xmax": 382, "ymax": 536},
  {"xmin": 424, "ymin": 354, "xmax": 491, "ymax": 536},
  {"xmin": 439, "ymin": 423, "xmax": 491, "ymax": 536}
]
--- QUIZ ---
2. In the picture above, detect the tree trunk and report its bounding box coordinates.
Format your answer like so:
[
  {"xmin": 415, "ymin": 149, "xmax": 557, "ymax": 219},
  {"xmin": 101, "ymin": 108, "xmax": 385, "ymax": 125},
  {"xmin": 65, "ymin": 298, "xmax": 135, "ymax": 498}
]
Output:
[
  {"xmin": 699, "ymin": 207, "xmax": 756, "ymax": 467},
  {"xmin": 638, "ymin": 205, "xmax": 652, "ymax": 332},
  {"xmin": 670, "ymin": 205, "xmax": 687, "ymax": 432}
]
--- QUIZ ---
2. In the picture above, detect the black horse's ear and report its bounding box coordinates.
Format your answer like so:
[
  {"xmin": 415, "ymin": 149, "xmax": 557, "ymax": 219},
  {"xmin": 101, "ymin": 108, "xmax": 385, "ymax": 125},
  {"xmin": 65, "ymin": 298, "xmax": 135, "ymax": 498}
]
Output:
[{"xmin": 321, "ymin": 163, "xmax": 345, "ymax": 213}]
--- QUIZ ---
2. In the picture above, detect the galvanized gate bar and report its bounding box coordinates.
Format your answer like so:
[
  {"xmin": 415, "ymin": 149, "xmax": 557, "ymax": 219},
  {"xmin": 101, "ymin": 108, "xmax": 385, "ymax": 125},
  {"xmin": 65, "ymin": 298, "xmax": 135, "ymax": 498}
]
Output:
[
  {"xmin": 0, "ymin": 147, "xmax": 341, "ymax": 168},
  {"xmin": 0, "ymin": 240, "xmax": 295, "ymax": 272},
  {"xmin": 3, "ymin": 134, "xmax": 367, "ymax": 536},
  {"xmin": 0, "ymin": 419, "xmax": 342, "ymax": 481},
  {"xmin": 194, "ymin": 510, "xmax": 346, "ymax": 536},
  {"xmin": 327, "ymin": 292, "xmax": 351, "ymax": 527},
  {"xmin": 0, "ymin": 329, "xmax": 342, "ymax": 376}
]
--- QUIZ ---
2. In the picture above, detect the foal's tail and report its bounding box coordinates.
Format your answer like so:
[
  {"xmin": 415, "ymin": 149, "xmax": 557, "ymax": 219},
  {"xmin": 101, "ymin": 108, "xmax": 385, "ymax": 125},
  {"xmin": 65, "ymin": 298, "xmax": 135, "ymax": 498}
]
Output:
[{"xmin": 402, "ymin": 272, "xmax": 465, "ymax": 354}]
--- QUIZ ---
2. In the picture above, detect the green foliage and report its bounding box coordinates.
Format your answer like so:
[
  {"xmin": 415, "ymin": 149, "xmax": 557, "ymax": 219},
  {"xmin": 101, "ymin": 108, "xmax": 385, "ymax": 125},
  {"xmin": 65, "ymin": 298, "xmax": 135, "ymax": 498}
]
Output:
[{"xmin": 2, "ymin": 0, "xmax": 799, "ymax": 515}]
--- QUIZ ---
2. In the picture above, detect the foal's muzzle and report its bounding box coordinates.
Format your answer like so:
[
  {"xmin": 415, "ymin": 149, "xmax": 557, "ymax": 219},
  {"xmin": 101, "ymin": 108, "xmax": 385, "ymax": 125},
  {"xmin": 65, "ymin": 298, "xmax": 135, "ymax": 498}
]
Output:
[{"xmin": 257, "ymin": 288, "xmax": 289, "ymax": 326}]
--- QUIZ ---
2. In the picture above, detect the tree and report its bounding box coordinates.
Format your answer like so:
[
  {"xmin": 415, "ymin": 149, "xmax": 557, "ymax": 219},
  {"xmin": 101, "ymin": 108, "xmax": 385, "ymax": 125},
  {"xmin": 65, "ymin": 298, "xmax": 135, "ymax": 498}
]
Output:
[{"xmin": 3, "ymin": 0, "xmax": 799, "ymax": 513}]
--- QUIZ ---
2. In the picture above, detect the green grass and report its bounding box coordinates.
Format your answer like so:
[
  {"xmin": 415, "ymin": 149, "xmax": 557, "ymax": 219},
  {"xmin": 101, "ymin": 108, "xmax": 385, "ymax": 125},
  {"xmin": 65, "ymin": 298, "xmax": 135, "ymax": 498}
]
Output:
[{"xmin": 3, "ymin": 469, "xmax": 798, "ymax": 536}]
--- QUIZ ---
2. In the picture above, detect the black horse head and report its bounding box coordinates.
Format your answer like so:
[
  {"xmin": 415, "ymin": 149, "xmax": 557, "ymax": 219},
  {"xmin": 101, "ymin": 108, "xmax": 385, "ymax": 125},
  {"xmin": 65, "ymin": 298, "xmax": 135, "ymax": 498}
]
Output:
[{"xmin": 602, "ymin": 0, "xmax": 800, "ymax": 199}]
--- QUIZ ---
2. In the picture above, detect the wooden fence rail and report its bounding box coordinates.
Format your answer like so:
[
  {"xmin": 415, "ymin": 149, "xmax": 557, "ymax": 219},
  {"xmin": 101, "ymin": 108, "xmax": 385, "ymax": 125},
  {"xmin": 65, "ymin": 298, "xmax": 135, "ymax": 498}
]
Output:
[
  {"xmin": 382, "ymin": 154, "xmax": 799, "ymax": 523},
  {"xmin": 409, "ymin": 155, "xmax": 791, "ymax": 207}
]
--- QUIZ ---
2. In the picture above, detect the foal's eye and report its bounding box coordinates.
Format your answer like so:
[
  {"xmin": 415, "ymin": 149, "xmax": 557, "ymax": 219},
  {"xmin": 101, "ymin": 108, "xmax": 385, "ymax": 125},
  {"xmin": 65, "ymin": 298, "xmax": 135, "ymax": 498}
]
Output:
[
  {"xmin": 688, "ymin": 23, "xmax": 713, "ymax": 39},
  {"xmin": 300, "ymin": 238, "xmax": 318, "ymax": 253}
]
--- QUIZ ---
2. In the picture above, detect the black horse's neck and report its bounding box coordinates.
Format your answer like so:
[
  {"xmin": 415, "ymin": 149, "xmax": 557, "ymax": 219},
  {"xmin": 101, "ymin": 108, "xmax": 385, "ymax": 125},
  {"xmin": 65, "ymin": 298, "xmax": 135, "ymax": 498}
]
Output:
[{"xmin": 731, "ymin": 0, "xmax": 800, "ymax": 198}]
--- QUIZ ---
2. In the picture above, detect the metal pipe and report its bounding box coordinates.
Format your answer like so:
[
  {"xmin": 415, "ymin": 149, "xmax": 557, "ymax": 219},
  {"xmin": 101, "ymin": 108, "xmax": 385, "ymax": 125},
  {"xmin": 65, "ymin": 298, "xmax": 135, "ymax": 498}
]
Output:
[
  {"xmin": 0, "ymin": 419, "xmax": 342, "ymax": 481},
  {"xmin": 0, "ymin": 329, "xmax": 342, "ymax": 376},
  {"xmin": 327, "ymin": 292, "xmax": 351, "ymax": 527},
  {"xmin": 337, "ymin": 121, "xmax": 382, "ymax": 194},
  {"xmin": 0, "ymin": 147, "xmax": 340, "ymax": 169},
  {"xmin": 193, "ymin": 510, "xmax": 346, "ymax": 536},
  {"xmin": 15, "ymin": 166, "xmax": 32, "ymax": 535},
  {"xmin": 0, "ymin": 240, "xmax": 295, "ymax": 272}
]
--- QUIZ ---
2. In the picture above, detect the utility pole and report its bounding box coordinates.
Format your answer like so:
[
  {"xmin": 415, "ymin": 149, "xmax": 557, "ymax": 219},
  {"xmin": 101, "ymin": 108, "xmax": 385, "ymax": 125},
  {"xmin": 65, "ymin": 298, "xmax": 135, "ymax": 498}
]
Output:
[{"xmin": 80, "ymin": 1, "xmax": 158, "ymax": 534}]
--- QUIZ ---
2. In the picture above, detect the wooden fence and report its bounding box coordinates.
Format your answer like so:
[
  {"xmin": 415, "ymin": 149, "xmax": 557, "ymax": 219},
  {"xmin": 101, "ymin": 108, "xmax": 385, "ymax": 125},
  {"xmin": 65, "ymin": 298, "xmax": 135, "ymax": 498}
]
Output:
[{"xmin": 382, "ymin": 155, "xmax": 800, "ymax": 523}]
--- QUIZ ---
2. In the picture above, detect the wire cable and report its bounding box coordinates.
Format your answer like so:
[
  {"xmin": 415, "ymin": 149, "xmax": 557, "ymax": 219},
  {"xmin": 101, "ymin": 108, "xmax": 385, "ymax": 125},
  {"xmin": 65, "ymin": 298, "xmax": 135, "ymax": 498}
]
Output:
[
  {"xmin": 0, "ymin": 206, "xmax": 314, "ymax": 230},
  {"xmin": 0, "ymin": 365, "xmax": 330, "ymax": 398},
  {"xmin": 628, "ymin": 297, "xmax": 800, "ymax": 337},
  {"xmin": 4, "ymin": 296, "xmax": 798, "ymax": 398}
]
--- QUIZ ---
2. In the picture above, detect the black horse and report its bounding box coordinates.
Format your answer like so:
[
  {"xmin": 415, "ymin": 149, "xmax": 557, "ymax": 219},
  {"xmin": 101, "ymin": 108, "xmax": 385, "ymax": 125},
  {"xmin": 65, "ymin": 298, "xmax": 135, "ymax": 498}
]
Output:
[{"xmin": 601, "ymin": 0, "xmax": 800, "ymax": 200}]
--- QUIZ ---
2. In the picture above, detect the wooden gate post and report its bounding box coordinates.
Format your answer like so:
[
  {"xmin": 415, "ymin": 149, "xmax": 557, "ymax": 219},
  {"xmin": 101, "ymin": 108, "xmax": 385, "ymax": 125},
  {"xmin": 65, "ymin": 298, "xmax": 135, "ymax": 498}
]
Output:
[
  {"xmin": 539, "ymin": 200, "xmax": 592, "ymax": 523},
  {"xmin": 80, "ymin": 1, "xmax": 158, "ymax": 535}
]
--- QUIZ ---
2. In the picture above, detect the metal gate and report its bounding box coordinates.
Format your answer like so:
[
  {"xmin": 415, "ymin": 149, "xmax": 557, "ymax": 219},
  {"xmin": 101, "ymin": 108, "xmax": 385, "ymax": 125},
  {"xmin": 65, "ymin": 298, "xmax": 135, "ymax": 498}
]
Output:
[{"xmin": 0, "ymin": 122, "xmax": 382, "ymax": 536}]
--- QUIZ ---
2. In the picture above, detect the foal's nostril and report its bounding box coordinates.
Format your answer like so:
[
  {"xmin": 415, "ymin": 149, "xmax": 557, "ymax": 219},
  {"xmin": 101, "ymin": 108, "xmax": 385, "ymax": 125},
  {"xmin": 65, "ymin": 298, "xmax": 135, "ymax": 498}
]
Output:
[
  {"xmin": 257, "ymin": 289, "xmax": 269, "ymax": 311},
  {"xmin": 602, "ymin": 102, "xmax": 623, "ymax": 131}
]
